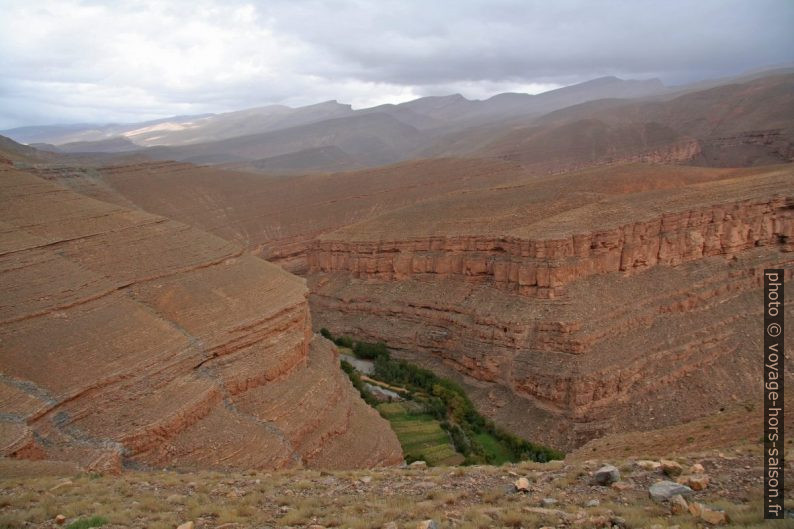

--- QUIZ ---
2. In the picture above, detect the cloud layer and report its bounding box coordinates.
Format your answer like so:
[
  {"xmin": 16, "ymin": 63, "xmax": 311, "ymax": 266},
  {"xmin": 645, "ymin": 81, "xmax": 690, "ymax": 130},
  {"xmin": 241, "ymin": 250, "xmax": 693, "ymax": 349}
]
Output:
[{"xmin": 1, "ymin": 0, "xmax": 792, "ymax": 128}]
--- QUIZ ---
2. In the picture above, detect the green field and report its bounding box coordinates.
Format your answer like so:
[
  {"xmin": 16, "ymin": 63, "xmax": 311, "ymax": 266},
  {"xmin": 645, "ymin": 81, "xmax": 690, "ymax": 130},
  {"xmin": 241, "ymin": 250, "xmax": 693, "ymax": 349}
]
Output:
[
  {"xmin": 377, "ymin": 402, "xmax": 464, "ymax": 466},
  {"xmin": 334, "ymin": 329, "xmax": 565, "ymax": 465},
  {"xmin": 474, "ymin": 432, "xmax": 513, "ymax": 465}
]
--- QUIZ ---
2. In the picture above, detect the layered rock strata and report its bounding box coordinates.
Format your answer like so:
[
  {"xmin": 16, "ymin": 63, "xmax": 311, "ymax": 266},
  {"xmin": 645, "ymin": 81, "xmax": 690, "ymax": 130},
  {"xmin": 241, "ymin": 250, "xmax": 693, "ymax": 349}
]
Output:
[
  {"xmin": 25, "ymin": 152, "xmax": 794, "ymax": 451},
  {"xmin": 307, "ymin": 167, "xmax": 794, "ymax": 449},
  {"xmin": 309, "ymin": 172, "xmax": 793, "ymax": 298},
  {"xmin": 0, "ymin": 166, "xmax": 401, "ymax": 472}
]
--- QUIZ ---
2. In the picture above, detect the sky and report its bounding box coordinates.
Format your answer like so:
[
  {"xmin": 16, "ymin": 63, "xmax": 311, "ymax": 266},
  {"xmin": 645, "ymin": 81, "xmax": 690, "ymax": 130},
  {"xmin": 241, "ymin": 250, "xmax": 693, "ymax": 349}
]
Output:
[{"xmin": 1, "ymin": 0, "xmax": 793, "ymax": 129}]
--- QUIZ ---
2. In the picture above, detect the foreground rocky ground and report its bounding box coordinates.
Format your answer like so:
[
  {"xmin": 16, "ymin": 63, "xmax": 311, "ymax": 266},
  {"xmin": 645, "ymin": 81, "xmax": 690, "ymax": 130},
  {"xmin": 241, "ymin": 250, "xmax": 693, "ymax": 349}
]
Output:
[{"xmin": 1, "ymin": 442, "xmax": 791, "ymax": 529}]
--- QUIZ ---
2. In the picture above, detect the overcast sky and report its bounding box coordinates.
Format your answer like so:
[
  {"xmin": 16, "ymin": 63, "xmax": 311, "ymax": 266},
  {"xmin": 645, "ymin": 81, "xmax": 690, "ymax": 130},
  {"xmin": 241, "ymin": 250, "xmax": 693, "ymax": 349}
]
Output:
[{"xmin": 1, "ymin": 0, "xmax": 792, "ymax": 129}]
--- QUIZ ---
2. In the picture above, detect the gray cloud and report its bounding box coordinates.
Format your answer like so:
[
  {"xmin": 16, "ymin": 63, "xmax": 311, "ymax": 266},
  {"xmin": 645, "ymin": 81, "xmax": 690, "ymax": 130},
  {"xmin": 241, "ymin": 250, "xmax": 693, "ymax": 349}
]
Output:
[{"xmin": 1, "ymin": 0, "xmax": 792, "ymax": 128}]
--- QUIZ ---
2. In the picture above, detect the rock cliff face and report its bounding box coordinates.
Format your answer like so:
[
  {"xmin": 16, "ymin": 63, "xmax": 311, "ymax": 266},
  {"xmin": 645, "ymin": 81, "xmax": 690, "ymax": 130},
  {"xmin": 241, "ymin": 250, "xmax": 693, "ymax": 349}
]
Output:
[
  {"xmin": 308, "ymin": 172, "xmax": 793, "ymax": 298},
  {"xmin": 0, "ymin": 165, "xmax": 402, "ymax": 472},
  {"xmin": 307, "ymin": 167, "xmax": 794, "ymax": 449}
]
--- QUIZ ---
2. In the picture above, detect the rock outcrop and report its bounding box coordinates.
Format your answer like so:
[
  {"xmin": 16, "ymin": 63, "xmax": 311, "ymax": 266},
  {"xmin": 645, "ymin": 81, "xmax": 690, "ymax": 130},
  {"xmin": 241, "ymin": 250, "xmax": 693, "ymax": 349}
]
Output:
[
  {"xmin": 308, "ymin": 191, "xmax": 792, "ymax": 299},
  {"xmin": 0, "ymin": 165, "xmax": 401, "ymax": 471}
]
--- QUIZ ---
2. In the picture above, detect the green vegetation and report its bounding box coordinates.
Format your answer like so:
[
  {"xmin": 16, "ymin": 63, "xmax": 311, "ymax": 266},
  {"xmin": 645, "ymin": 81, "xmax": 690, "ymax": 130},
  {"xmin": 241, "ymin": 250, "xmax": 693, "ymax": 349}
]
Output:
[
  {"xmin": 66, "ymin": 516, "xmax": 108, "ymax": 529},
  {"xmin": 340, "ymin": 359, "xmax": 380, "ymax": 407},
  {"xmin": 353, "ymin": 340, "xmax": 389, "ymax": 360},
  {"xmin": 328, "ymin": 329, "xmax": 564, "ymax": 465},
  {"xmin": 321, "ymin": 327, "xmax": 353, "ymax": 349},
  {"xmin": 474, "ymin": 432, "xmax": 514, "ymax": 465},
  {"xmin": 377, "ymin": 402, "xmax": 464, "ymax": 466}
]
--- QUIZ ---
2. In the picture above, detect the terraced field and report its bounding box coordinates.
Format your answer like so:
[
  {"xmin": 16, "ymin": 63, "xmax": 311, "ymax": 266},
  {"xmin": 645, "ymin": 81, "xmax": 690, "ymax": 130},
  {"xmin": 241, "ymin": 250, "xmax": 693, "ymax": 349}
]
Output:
[{"xmin": 376, "ymin": 402, "xmax": 465, "ymax": 466}]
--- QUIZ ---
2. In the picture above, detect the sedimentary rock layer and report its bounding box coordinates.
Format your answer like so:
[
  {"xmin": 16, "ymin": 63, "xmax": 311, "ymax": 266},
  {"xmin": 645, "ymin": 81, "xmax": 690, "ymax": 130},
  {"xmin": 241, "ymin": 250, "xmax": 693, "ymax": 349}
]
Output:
[
  {"xmin": 0, "ymin": 166, "xmax": 401, "ymax": 472},
  {"xmin": 308, "ymin": 169, "xmax": 794, "ymax": 298},
  {"xmin": 26, "ymin": 151, "xmax": 794, "ymax": 451},
  {"xmin": 307, "ymin": 166, "xmax": 794, "ymax": 449}
]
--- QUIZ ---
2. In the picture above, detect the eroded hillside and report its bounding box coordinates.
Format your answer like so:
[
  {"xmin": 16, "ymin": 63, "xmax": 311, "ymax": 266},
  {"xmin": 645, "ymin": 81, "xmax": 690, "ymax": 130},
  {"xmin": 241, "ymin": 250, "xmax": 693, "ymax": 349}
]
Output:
[
  {"xmin": 0, "ymin": 164, "xmax": 402, "ymax": 472},
  {"xmin": 1, "ymin": 402, "xmax": 792, "ymax": 529}
]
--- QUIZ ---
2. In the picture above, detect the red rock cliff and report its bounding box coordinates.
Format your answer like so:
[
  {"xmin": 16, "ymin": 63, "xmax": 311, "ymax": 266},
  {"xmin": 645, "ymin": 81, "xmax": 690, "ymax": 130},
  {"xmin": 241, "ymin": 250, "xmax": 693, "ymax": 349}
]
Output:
[{"xmin": 306, "ymin": 168, "xmax": 794, "ymax": 449}]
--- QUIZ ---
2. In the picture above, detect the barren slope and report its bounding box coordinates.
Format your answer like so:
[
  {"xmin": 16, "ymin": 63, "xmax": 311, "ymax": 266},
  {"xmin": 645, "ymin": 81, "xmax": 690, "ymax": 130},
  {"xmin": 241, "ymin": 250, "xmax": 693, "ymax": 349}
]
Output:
[
  {"xmin": 465, "ymin": 74, "xmax": 794, "ymax": 171},
  {"xmin": 0, "ymin": 165, "xmax": 401, "ymax": 472},
  {"xmin": 144, "ymin": 112, "xmax": 425, "ymax": 167},
  {"xmin": 78, "ymin": 157, "xmax": 533, "ymax": 273}
]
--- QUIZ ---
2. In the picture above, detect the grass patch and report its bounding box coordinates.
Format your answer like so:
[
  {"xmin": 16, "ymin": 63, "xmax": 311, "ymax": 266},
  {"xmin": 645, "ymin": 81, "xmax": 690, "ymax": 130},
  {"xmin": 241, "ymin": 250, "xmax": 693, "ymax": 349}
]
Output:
[
  {"xmin": 474, "ymin": 432, "xmax": 514, "ymax": 465},
  {"xmin": 377, "ymin": 401, "xmax": 464, "ymax": 466},
  {"xmin": 66, "ymin": 516, "xmax": 108, "ymax": 529}
]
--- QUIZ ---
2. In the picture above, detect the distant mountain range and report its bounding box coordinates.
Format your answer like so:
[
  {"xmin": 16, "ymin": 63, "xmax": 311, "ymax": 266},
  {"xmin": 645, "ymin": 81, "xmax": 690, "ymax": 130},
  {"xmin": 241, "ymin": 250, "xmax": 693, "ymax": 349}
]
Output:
[{"xmin": 3, "ymin": 68, "xmax": 793, "ymax": 173}]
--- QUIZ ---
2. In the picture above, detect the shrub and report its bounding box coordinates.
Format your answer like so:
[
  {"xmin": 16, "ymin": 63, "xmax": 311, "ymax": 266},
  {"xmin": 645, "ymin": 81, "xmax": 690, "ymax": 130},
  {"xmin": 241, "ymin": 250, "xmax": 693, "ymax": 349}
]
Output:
[
  {"xmin": 352, "ymin": 341, "xmax": 389, "ymax": 360},
  {"xmin": 334, "ymin": 335, "xmax": 353, "ymax": 348},
  {"xmin": 340, "ymin": 360, "xmax": 378, "ymax": 406},
  {"xmin": 66, "ymin": 516, "xmax": 108, "ymax": 529}
]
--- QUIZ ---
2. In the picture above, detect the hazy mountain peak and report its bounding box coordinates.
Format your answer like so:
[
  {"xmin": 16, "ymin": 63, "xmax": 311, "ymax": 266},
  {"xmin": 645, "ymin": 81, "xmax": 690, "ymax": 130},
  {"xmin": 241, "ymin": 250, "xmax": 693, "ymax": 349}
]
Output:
[{"xmin": 306, "ymin": 99, "xmax": 353, "ymax": 110}]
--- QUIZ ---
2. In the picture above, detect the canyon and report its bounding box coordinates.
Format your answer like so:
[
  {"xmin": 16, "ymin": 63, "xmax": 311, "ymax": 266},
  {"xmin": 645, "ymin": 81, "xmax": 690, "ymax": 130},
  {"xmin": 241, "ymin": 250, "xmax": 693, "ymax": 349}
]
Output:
[
  {"xmin": 305, "ymin": 165, "xmax": 794, "ymax": 449},
  {"xmin": 1, "ymin": 70, "xmax": 793, "ymax": 473},
  {"xmin": 24, "ymin": 153, "xmax": 794, "ymax": 453}
]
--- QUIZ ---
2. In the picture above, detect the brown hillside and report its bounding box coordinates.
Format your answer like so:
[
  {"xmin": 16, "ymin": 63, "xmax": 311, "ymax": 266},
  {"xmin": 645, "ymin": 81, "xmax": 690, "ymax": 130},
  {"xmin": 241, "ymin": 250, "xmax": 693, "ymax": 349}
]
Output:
[
  {"xmin": 470, "ymin": 74, "xmax": 794, "ymax": 170},
  {"xmin": 0, "ymin": 165, "xmax": 401, "ymax": 472},
  {"xmin": 78, "ymin": 157, "xmax": 532, "ymax": 273}
]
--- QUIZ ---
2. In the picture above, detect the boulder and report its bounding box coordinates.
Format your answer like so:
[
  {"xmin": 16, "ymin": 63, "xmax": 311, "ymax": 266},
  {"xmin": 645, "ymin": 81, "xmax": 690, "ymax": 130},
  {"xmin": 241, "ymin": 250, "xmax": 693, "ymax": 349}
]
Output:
[
  {"xmin": 688, "ymin": 502, "xmax": 729, "ymax": 525},
  {"xmin": 636, "ymin": 460, "xmax": 661, "ymax": 471},
  {"xmin": 575, "ymin": 515, "xmax": 612, "ymax": 528},
  {"xmin": 660, "ymin": 459, "xmax": 683, "ymax": 477},
  {"xmin": 409, "ymin": 460, "xmax": 427, "ymax": 468},
  {"xmin": 676, "ymin": 474, "xmax": 709, "ymax": 491},
  {"xmin": 690, "ymin": 463, "xmax": 705, "ymax": 474},
  {"xmin": 648, "ymin": 481, "xmax": 694, "ymax": 503},
  {"xmin": 670, "ymin": 494, "xmax": 688, "ymax": 514},
  {"xmin": 176, "ymin": 523, "xmax": 194, "ymax": 529},
  {"xmin": 54, "ymin": 515, "xmax": 66, "ymax": 525},
  {"xmin": 514, "ymin": 477, "xmax": 531, "ymax": 492},
  {"xmin": 594, "ymin": 464, "xmax": 620, "ymax": 485},
  {"xmin": 417, "ymin": 521, "xmax": 439, "ymax": 529}
]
